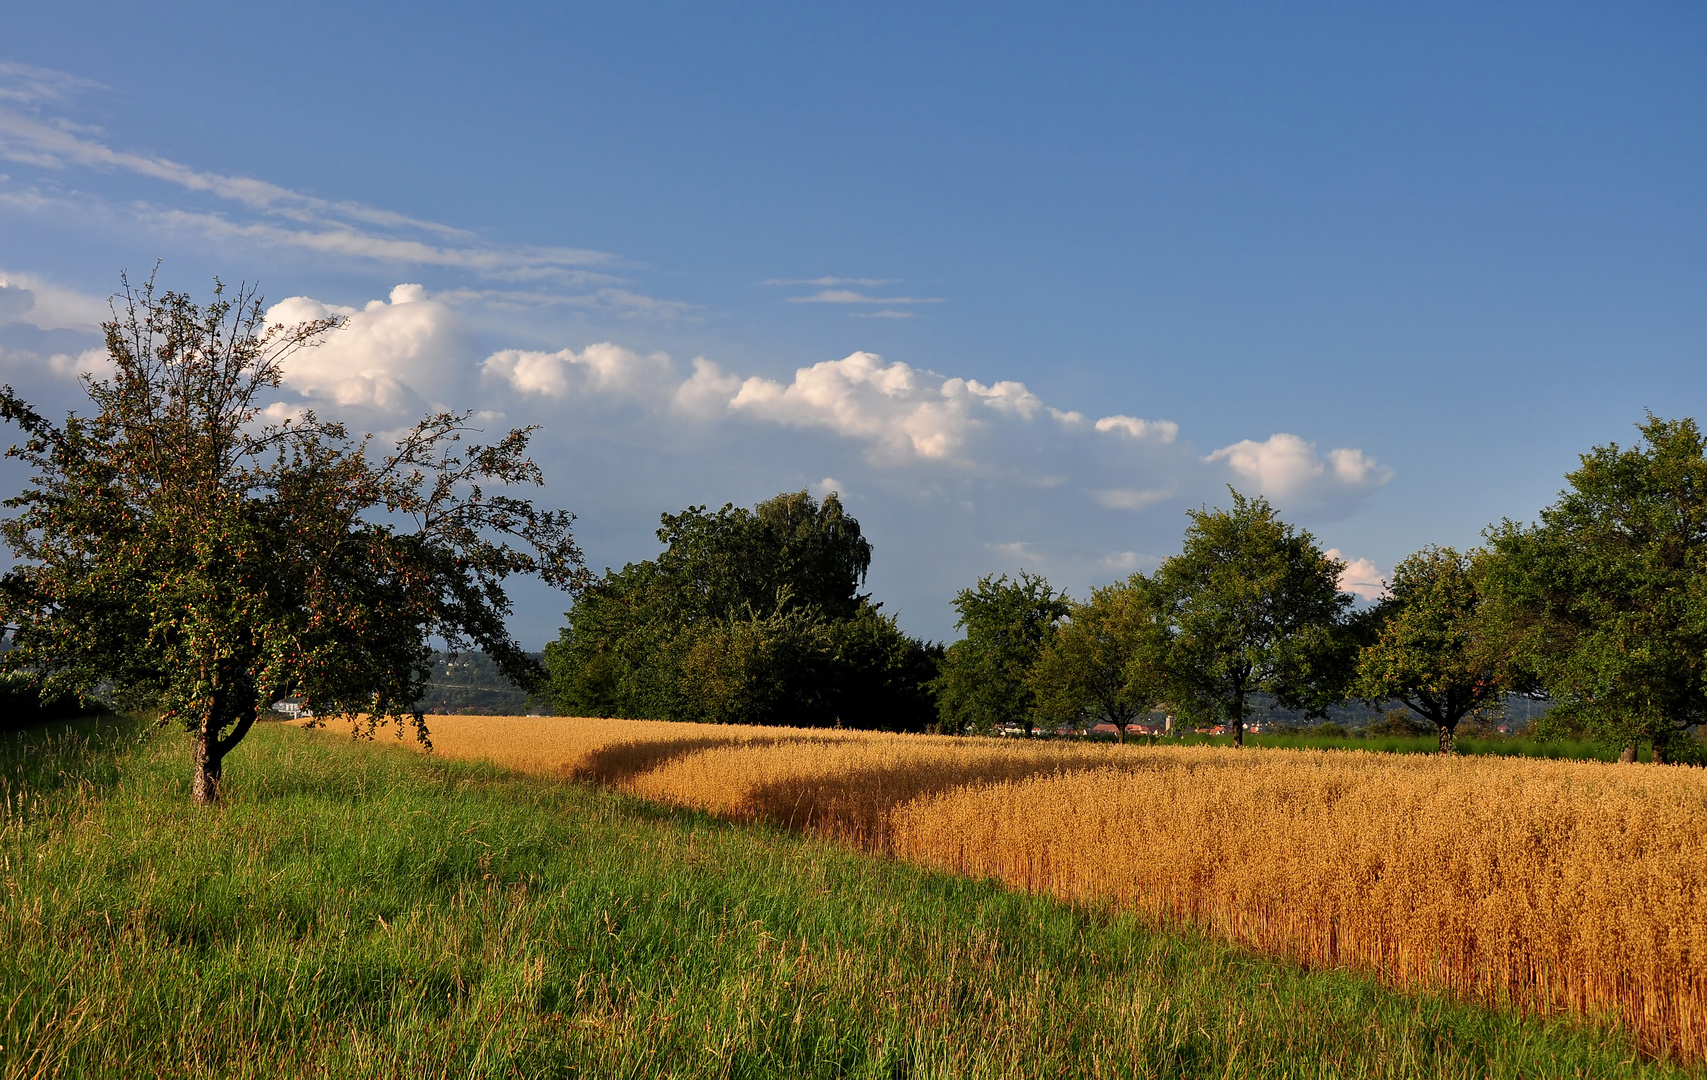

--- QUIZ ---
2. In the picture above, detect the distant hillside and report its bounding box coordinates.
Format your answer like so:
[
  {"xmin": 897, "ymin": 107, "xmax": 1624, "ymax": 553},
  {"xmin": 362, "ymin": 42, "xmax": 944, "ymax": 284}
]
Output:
[{"xmin": 416, "ymin": 651, "xmax": 548, "ymax": 716}]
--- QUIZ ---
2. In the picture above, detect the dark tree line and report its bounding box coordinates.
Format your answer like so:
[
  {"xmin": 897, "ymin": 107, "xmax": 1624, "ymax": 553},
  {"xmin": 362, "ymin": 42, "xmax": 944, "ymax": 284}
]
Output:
[
  {"xmin": 544, "ymin": 491, "xmax": 942, "ymax": 729},
  {"xmin": 936, "ymin": 416, "xmax": 1707, "ymax": 762}
]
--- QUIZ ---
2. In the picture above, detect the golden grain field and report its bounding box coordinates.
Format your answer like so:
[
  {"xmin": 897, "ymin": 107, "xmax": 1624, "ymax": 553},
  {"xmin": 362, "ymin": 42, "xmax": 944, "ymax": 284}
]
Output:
[{"xmin": 368, "ymin": 715, "xmax": 1707, "ymax": 1061}]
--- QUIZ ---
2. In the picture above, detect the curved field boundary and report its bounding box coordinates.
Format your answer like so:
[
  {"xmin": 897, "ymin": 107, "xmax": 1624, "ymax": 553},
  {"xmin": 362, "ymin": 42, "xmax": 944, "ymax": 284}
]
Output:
[{"xmin": 339, "ymin": 714, "xmax": 1707, "ymax": 1063}]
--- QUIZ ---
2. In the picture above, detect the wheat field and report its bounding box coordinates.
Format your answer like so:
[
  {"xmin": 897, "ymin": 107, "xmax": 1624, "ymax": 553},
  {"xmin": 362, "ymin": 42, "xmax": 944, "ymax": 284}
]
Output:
[{"xmin": 369, "ymin": 715, "xmax": 1707, "ymax": 1061}]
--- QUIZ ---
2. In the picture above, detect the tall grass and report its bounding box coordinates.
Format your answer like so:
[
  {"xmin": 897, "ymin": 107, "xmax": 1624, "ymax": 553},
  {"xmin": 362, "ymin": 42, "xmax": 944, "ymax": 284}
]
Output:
[
  {"xmin": 891, "ymin": 750, "xmax": 1707, "ymax": 1062},
  {"xmin": 411, "ymin": 714, "xmax": 1707, "ymax": 1063},
  {"xmin": 7, "ymin": 717, "xmax": 1691, "ymax": 1077},
  {"xmin": 1194, "ymin": 731, "xmax": 1635, "ymax": 760}
]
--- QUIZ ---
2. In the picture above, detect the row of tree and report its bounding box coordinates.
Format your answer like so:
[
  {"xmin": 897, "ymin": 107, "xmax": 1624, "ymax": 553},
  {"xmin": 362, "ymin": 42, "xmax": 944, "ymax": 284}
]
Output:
[
  {"xmin": 552, "ymin": 415, "xmax": 1707, "ymax": 764},
  {"xmin": 937, "ymin": 415, "xmax": 1707, "ymax": 763}
]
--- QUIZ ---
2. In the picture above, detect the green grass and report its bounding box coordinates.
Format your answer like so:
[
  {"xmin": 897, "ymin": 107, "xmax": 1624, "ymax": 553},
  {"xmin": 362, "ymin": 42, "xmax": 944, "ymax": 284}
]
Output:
[{"xmin": 0, "ymin": 717, "xmax": 1694, "ymax": 1079}]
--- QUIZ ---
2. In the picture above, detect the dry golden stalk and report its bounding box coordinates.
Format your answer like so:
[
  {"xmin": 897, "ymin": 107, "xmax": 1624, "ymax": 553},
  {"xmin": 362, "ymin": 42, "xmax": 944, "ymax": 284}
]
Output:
[{"xmin": 399, "ymin": 716, "xmax": 1707, "ymax": 1061}]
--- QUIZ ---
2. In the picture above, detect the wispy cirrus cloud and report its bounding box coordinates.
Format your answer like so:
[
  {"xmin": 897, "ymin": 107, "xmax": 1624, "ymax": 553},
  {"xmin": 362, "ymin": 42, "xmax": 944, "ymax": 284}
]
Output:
[
  {"xmin": 0, "ymin": 62, "xmax": 105, "ymax": 108},
  {"xmin": 787, "ymin": 289, "xmax": 944, "ymax": 305},
  {"xmin": 0, "ymin": 62, "xmax": 699, "ymax": 317},
  {"xmin": 761, "ymin": 276, "xmax": 897, "ymax": 286}
]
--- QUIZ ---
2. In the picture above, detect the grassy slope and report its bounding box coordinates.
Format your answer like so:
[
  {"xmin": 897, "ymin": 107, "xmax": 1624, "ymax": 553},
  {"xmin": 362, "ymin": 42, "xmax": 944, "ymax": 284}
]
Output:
[{"xmin": 0, "ymin": 718, "xmax": 1693, "ymax": 1080}]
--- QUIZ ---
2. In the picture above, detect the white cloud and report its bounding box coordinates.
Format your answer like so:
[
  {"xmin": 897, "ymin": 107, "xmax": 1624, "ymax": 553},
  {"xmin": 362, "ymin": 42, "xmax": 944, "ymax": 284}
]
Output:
[
  {"xmin": 1100, "ymin": 550, "xmax": 1150, "ymax": 572},
  {"xmin": 810, "ymin": 477, "xmax": 845, "ymax": 500},
  {"xmin": 0, "ymin": 280, "xmax": 31, "ymax": 323},
  {"xmin": 763, "ymin": 277, "xmax": 896, "ymax": 287},
  {"xmin": 0, "ymin": 90, "xmax": 471, "ymax": 238},
  {"xmin": 0, "ymin": 342, "xmax": 112, "ymax": 382},
  {"xmin": 1095, "ymin": 414, "xmax": 1179, "ymax": 443},
  {"xmin": 482, "ymin": 342, "xmax": 672, "ymax": 400},
  {"xmin": 1092, "ymin": 487, "xmax": 1172, "ymax": 511},
  {"xmin": 672, "ymin": 356, "xmax": 743, "ymax": 416},
  {"xmin": 729, "ymin": 352, "xmax": 972, "ymax": 461},
  {"xmin": 988, "ymin": 540, "xmax": 1046, "ymax": 565},
  {"xmin": 787, "ymin": 290, "xmax": 944, "ymax": 305},
  {"xmin": 724, "ymin": 352, "xmax": 1092, "ymax": 463},
  {"xmin": 0, "ymin": 62, "xmax": 106, "ymax": 107},
  {"xmin": 1326, "ymin": 549, "xmax": 1388, "ymax": 601},
  {"xmin": 1204, "ymin": 432, "xmax": 1392, "ymax": 510},
  {"xmin": 266, "ymin": 284, "xmax": 472, "ymax": 412},
  {"xmin": 0, "ymin": 271, "xmax": 107, "ymax": 330},
  {"xmin": 48, "ymin": 347, "xmax": 112, "ymax": 381}
]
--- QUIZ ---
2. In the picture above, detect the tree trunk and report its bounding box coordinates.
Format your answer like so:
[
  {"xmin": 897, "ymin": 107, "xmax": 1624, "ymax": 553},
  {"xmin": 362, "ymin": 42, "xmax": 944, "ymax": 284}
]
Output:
[
  {"xmin": 191, "ymin": 701, "xmax": 258, "ymax": 805},
  {"xmin": 1619, "ymin": 744, "xmax": 1637, "ymax": 764},
  {"xmin": 1437, "ymin": 723, "xmax": 1456, "ymax": 755},
  {"xmin": 1653, "ymin": 742, "xmax": 1668, "ymax": 765},
  {"xmin": 1231, "ymin": 689, "xmax": 1244, "ymax": 747},
  {"xmin": 192, "ymin": 723, "xmax": 223, "ymax": 805}
]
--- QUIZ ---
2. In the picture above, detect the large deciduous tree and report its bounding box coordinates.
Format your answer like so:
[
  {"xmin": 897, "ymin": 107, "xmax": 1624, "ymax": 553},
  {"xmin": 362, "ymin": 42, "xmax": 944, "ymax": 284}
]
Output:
[
  {"xmin": 1027, "ymin": 574, "xmax": 1161, "ymax": 741},
  {"xmin": 931, "ymin": 571, "xmax": 1069, "ymax": 736},
  {"xmin": 1354, "ymin": 546, "xmax": 1507, "ymax": 754},
  {"xmin": 1151, "ymin": 490, "xmax": 1352, "ymax": 745},
  {"xmin": 545, "ymin": 490, "xmax": 941, "ymax": 729},
  {"xmin": 1482, "ymin": 416, "xmax": 1707, "ymax": 764},
  {"xmin": 0, "ymin": 273, "xmax": 586, "ymax": 802}
]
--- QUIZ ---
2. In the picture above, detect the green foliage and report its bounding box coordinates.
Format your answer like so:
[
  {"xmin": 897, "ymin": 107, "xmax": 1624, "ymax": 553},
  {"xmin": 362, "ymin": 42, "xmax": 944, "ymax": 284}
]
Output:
[
  {"xmin": 545, "ymin": 491, "xmax": 940, "ymax": 729},
  {"xmin": 1355, "ymin": 546, "xmax": 1509, "ymax": 753},
  {"xmin": 1366, "ymin": 706, "xmax": 1433, "ymax": 738},
  {"xmin": 1027, "ymin": 574, "xmax": 1160, "ymax": 739},
  {"xmin": 0, "ymin": 272, "xmax": 584, "ymax": 801},
  {"xmin": 0, "ymin": 670, "xmax": 104, "ymax": 732},
  {"xmin": 1483, "ymin": 416, "xmax": 1707, "ymax": 763},
  {"xmin": 654, "ymin": 489, "xmax": 873, "ymax": 622},
  {"xmin": 931, "ymin": 571, "xmax": 1069, "ymax": 735},
  {"xmin": 1150, "ymin": 490, "xmax": 1355, "ymax": 744}
]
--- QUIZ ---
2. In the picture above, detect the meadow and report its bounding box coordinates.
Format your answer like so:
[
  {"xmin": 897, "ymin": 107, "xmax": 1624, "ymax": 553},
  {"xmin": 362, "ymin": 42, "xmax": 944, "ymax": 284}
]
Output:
[
  {"xmin": 2, "ymin": 715, "xmax": 1697, "ymax": 1078},
  {"xmin": 410, "ymin": 714, "xmax": 1707, "ymax": 1064}
]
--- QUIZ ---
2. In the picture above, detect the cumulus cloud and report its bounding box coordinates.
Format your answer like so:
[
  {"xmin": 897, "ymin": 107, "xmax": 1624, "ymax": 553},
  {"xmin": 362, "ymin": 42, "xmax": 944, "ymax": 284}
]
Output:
[
  {"xmin": 481, "ymin": 342, "xmax": 672, "ymax": 400},
  {"xmin": 0, "ymin": 272, "xmax": 107, "ymax": 330},
  {"xmin": 1204, "ymin": 432, "xmax": 1392, "ymax": 511},
  {"xmin": 1095, "ymin": 414, "xmax": 1179, "ymax": 443},
  {"xmin": 265, "ymin": 284, "xmax": 473, "ymax": 412},
  {"xmin": 672, "ymin": 356, "xmax": 743, "ymax": 416},
  {"xmin": 0, "ymin": 342, "xmax": 112, "ymax": 382},
  {"xmin": 1326, "ymin": 549, "xmax": 1388, "ymax": 601},
  {"xmin": 720, "ymin": 352, "xmax": 1090, "ymax": 464},
  {"xmin": 0, "ymin": 280, "xmax": 32, "ymax": 323},
  {"xmin": 810, "ymin": 477, "xmax": 845, "ymax": 500}
]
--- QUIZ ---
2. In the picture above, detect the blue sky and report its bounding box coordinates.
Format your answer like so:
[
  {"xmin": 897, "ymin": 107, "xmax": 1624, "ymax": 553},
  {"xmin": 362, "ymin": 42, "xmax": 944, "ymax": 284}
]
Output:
[{"xmin": 2, "ymin": 2, "xmax": 1705, "ymax": 644}]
